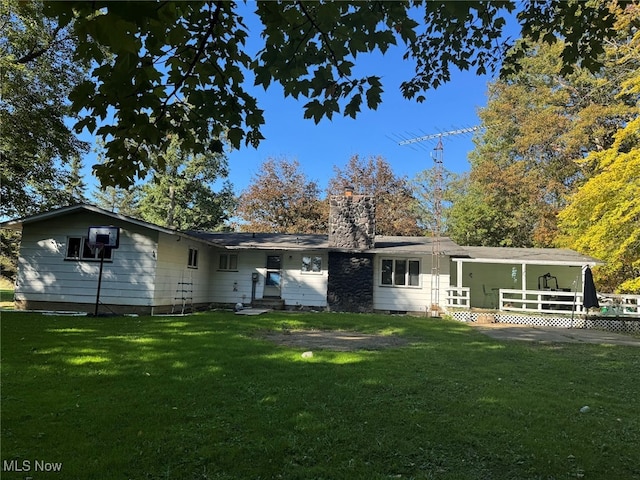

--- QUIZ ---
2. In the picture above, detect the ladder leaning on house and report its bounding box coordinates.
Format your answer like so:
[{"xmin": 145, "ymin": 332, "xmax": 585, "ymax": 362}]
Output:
[{"xmin": 172, "ymin": 278, "xmax": 193, "ymax": 314}]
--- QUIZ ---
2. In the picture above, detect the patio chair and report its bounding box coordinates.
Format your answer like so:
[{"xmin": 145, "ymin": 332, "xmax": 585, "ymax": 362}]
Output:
[{"xmin": 483, "ymin": 284, "xmax": 496, "ymax": 309}]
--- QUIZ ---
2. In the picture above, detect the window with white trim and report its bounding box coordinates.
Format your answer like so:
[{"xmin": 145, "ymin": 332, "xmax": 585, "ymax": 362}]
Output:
[
  {"xmin": 65, "ymin": 237, "xmax": 113, "ymax": 261},
  {"xmin": 218, "ymin": 253, "xmax": 238, "ymax": 271},
  {"xmin": 381, "ymin": 259, "xmax": 420, "ymax": 287},
  {"xmin": 188, "ymin": 248, "xmax": 198, "ymax": 268},
  {"xmin": 301, "ymin": 255, "xmax": 322, "ymax": 273}
]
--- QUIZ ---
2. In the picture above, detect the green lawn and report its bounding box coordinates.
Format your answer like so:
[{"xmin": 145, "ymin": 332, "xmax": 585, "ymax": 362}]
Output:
[{"xmin": 1, "ymin": 311, "xmax": 639, "ymax": 479}]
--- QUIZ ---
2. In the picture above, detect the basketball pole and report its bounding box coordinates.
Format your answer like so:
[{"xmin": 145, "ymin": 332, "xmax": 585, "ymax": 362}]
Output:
[{"xmin": 94, "ymin": 245, "xmax": 105, "ymax": 316}]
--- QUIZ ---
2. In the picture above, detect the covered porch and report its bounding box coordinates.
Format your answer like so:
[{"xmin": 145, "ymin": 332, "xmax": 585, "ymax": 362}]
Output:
[{"xmin": 443, "ymin": 246, "xmax": 638, "ymax": 317}]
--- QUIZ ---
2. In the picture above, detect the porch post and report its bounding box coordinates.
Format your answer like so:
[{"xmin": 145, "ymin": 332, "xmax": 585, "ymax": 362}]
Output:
[
  {"xmin": 456, "ymin": 260, "xmax": 463, "ymax": 288},
  {"xmin": 521, "ymin": 263, "xmax": 527, "ymax": 304}
]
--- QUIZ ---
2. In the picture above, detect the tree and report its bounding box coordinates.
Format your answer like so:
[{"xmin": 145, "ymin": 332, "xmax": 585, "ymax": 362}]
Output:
[
  {"xmin": 40, "ymin": 1, "xmax": 627, "ymax": 188},
  {"xmin": 92, "ymin": 186, "xmax": 141, "ymax": 218},
  {"xmin": 64, "ymin": 156, "xmax": 87, "ymax": 204},
  {"xmin": 557, "ymin": 118, "xmax": 640, "ymax": 293},
  {"xmin": 137, "ymin": 137, "xmax": 236, "ymax": 231},
  {"xmin": 447, "ymin": 4, "xmax": 639, "ymax": 248},
  {"xmin": 0, "ymin": 0, "xmax": 89, "ymax": 217},
  {"xmin": 235, "ymin": 158, "xmax": 327, "ymax": 234},
  {"xmin": 557, "ymin": 6, "xmax": 640, "ymax": 293},
  {"xmin": 328, "ymin": 155, "xmax": 423, "ymax": 236},
  {"xmin": 411, "ymin": 165, "xmax": 458, "ymax": 234},
  {"xmin": 0, "ymin": 229, "xmax": 21, "ymax": 282}
]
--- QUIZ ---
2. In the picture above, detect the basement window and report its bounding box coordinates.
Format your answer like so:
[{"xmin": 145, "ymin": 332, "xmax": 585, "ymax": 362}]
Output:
[
  {"xmin": 65, "ymin": 236, "xmax": 113, "ymax": 261},
  {"xmin": 381, "ymin": 259, "xmax": 420, "ymax": 287}
]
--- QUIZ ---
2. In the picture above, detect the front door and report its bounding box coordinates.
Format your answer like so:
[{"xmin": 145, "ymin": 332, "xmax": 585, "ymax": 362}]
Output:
[{"xmin": 264, "ymin": 255, "xmax": 282, "ymax": 297}]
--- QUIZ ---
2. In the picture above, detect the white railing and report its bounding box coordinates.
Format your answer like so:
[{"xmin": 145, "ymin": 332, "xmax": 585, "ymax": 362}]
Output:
[
  {"xmin": 444, "ymin": 287, "xmax": 640, "ymax": 317},
  {"xmin": 500, "ymin": 289, "xmax": 640, "ymax": 317},
  {"xmin": 445, "ymin": 287, "xmax": 471, "ymax": 309},
  {"xmin": 499, "ymin": 289, "xmax": 584, "ymax": 315}
]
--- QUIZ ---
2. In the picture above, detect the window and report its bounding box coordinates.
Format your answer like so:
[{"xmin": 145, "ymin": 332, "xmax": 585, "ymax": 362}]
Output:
[
  {"xmin": 381, "ymin": 258, "xmax": 420, "ymax": 287},
  {"xmin": 65, "ymin": 237, "xmax": 112, "ymax": 261},
  {"xmin": 188, "ymin": 248, "xmax": 198, "ymax": 268},
  {"xmin": 302, "ymin": 255, "xmax": 322, "ymax": 273},
  {"xmin": 218, "ymin": 253, "xmax": 238, "ymax": 271}
]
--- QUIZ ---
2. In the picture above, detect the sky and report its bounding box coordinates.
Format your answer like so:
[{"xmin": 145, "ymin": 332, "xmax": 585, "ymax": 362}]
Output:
[{"xmin": 80, "ymin": 4, "xmax": 500, "ymax": 198}]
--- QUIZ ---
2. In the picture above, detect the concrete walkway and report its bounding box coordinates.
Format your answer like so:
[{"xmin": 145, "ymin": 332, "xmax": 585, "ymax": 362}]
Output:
[{"xmin": 471, "ymin": 323, "xmax": 640, "ymax": 347}]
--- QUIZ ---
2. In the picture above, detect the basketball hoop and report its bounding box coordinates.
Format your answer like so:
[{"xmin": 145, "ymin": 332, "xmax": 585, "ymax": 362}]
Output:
[
  {"xmin": 88, "ymin": 242, "xmax": 105, "ymax": 257},
  {"xmin": 87, "ymin": 226, "xmax": 120, "ymax": 316}
]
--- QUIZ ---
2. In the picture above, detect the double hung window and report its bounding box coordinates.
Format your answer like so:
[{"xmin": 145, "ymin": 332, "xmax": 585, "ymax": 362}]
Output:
[{"xmin": 219, "ymin": 253, "xmax": 238, "ymax": 271}]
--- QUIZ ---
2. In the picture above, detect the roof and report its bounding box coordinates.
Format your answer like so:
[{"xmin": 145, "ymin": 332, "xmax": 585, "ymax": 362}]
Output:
[
  {"xmin": 452, "ymin": 246, "xmax": 601, "ymax": 266},
  {"xmin": 367, "ymin": 236, "xmax": 467, "ymax": 256},
  {"xmin": 2, "ymin": 205, "xmax": 600, "ymax": 265},
  {"xmin": 188, "ymin": 231, "xmax": 466, "ymax": 255},
  {"xmin": 187, "ymin": 232, "xmax": 329, "ymax": 250},
  {"xmin": 0, "ymin": 204, "xmax": 225, "ymax": 248}
]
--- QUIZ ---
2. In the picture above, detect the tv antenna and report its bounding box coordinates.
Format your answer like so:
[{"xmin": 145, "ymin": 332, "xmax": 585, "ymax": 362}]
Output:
[{"xmin": 398, "ymin": 126, "xmax": 479, "ymax": 317}]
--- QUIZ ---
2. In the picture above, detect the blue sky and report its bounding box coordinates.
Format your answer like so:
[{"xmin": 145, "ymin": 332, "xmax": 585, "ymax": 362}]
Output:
[
  {"xmin": 224, "ymin": 55, "xmax": 492, "ymax": 195},
  {"xmin": 81, "ymin": 4, "xmax": 500, "ymax": 198}
]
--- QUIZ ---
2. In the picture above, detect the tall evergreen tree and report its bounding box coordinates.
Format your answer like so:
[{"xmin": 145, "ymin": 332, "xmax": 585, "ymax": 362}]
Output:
[
  {"xmin": 64, "ymin": 156, "xmax": 87, "ymax": 204},
  {"xmin": 137, "ymin": 137, "xmax": 235, "ymax": 231}
]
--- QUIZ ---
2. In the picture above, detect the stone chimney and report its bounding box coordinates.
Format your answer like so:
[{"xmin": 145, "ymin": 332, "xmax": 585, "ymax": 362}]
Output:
[{"xmin": 328, "ymin": 188, "xmax": 375, "ymax": 250}]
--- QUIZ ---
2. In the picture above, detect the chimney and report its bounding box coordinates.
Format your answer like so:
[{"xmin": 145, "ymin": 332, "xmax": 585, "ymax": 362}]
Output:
[{"xmin": 328, "ymin": 188, "xmax": 375, "ymax": 250}]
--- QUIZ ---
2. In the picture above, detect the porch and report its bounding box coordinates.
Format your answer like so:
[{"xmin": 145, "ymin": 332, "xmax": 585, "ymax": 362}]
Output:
[
  {"xmin": 445, "ymin": 286, "xmax": 640, "ymax": 318},
  {"xmin": 444, "ymin": 246, "xmax": 639, "ymax": 318}
]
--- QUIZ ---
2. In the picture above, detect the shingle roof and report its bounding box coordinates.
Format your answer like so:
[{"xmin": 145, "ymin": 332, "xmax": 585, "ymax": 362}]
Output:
[
  {"xmin": 186, "ymin": 232, "xmax": 329, "ymax": 250},
  {"xmin": 452, "ymin": 246, "xmax": 601, "ymax": 265},
  {"xmin": 187, "ymin": 231, "xmax": 466, "ymax": 255}
]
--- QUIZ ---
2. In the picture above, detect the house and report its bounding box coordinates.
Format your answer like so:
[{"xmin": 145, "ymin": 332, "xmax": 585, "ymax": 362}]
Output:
[{"xmin": 1, "ymin": 196, "xmax": 611, "ymax": 316}]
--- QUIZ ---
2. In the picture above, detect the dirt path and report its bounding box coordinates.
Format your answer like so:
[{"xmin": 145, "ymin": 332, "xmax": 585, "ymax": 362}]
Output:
[
  {"xmin": 470, "ymin": 323, "xmax": 640, "ymax": 347},
  {"xmin": 259, "ymin": 330, "xmax": 410, "ymax": 351}
]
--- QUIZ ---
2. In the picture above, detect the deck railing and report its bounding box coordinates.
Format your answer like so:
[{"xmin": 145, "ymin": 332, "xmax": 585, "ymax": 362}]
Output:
[
  {"xmin": 499, "ymin": 289, "xmax": 584, "ymax": 315},
  {"xmin": 445, "ymin": 287, "xmax": 470, "ymax": 308},
  {"xmin": 444, "ymin": 287, "xmax": 640, "ymax": 317}
]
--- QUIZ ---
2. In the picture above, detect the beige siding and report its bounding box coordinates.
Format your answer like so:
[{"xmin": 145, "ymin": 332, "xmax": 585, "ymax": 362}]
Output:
[
  {"xmin": 15, "ymin": 213, "xmax": 158, "ymax": 308},
  {"xmin": 153, "ymin": 233, "xmax": 212, "ymax": 308}
]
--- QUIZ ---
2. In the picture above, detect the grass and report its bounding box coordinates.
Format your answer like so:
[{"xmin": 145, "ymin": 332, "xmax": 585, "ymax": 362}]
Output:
[
  {"xmin": 1, "ymin": 311, "xmax": 639, "ymax": 479},
  {"xmin": 0, "ymin": 276, "xmax": 14, "ymax": 309}
]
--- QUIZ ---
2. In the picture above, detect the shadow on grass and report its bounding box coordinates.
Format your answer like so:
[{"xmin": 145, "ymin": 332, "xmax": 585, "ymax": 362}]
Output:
[{"xmin": 1, "ymin": 311, "xmax": 639, "ymax": 479}]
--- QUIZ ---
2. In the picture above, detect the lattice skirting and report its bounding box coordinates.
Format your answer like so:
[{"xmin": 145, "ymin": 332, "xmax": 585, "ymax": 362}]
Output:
[{"xmin": 448, "ymin": 311, "xmax": 640, "ymax": 334}]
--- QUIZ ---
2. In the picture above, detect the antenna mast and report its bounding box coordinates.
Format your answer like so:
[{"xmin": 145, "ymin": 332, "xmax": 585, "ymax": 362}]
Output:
[{"xmin": 398, "ymin": 126, "xmax": 478, "ymax": 317}]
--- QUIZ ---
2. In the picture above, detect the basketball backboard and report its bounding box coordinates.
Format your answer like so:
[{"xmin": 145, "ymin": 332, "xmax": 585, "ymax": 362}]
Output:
[{"xmin": 87, "ymin": 226, "xmax": 120, "ymax": 248}]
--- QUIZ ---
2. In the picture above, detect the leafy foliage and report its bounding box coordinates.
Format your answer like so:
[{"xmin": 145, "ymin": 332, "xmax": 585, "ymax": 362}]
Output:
[
  {"xmin": 38, "ymin": 1, "xmax": 631, "ymax": 188},
  {"xmin": 0, "ymin": 229, "xmax": 21, "ymax": 282},
  {"xmin": 235, "ymin": 158, "xmax": 327, "ymax": 234},
  {"xmin": 328, "ymin": 155, "xmax": 423, "ymax": 236},
  {"xmin": 0, "ymin": 0, "xmax": 89, "ymax": 217},
  {"xmin": 137, "ymin": 137, "xmax": 236, "ymax": 231},
  {"xmin": 557, "ymin": 104, "xmax": 640, "ymax": 292},
  {"xmin": 447, "ymin": 5, "xmax": 639, "ymax": 248}
]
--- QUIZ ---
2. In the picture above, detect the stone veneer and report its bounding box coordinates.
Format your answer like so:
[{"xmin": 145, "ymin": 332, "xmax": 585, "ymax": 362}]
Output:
[
  {"xmin": 328, "ymin": 195, "xmax": 375, "ymax": 250},
  {"xmin": 327, "ymin": 252, "xmax": 374, "ymax": 312}
]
